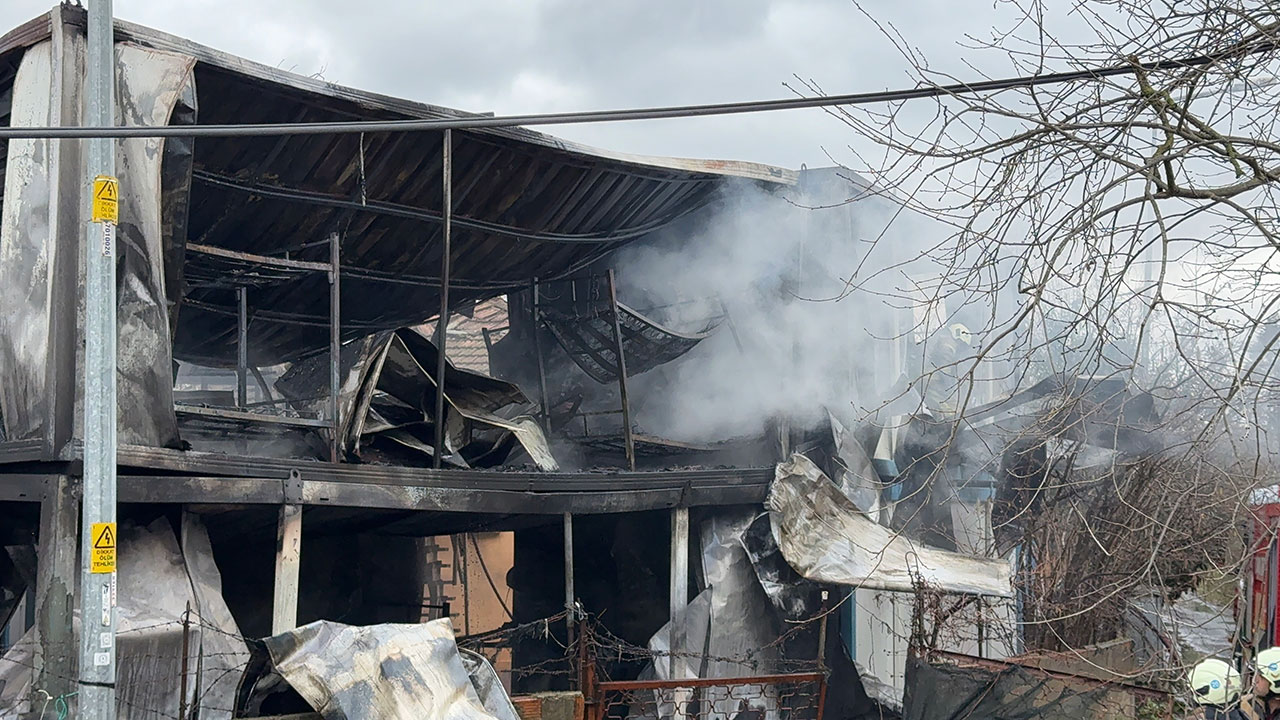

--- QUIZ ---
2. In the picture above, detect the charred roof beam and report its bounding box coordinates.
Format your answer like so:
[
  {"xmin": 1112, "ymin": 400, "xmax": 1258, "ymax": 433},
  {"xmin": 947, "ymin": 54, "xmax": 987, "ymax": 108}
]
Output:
[{"xmin": 192, "ymin": 170, "xmax": 695, "ymax": 245}]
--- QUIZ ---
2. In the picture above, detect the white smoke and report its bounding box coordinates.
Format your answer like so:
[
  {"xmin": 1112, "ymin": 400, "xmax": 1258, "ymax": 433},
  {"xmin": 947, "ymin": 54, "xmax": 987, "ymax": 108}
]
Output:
[{"xmin": 614, "ymin": 170, "xmax": 962, "ymax": 443}]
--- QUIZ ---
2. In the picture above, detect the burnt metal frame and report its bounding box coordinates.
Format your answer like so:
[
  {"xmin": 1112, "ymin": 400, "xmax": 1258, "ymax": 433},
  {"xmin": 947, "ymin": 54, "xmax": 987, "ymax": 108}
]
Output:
[
  {"xmin": 0, "ymin": 6, "xmax": 794, "ymax": 465},
  {"xmin": 605, "ymin": 269, "xmax": 636, "ymax": 470},
  {"xmin": 528, "ymin": 271, "xmax": 637, "ymax": 470},
  {"xmin": 432, "ymin": 129, "xmax": 453, "ymax": 469},
  {"xmin": 176, "ymin": 232, "xmax": 344, "ymax": 462},
  {"xmin": 0, "ymin": 463, "xmax": 773, "ymax": 515},
  {"xmin": 531, "ymin": 277, "xmax": 552, "ymax": 434}
]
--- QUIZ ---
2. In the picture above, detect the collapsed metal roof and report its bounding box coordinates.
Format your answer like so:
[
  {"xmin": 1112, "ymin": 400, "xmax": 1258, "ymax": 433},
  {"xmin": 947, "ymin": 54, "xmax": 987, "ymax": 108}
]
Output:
[{"xmin": 0, "ymin": 9, "xmax": 794, "ymax": 368}]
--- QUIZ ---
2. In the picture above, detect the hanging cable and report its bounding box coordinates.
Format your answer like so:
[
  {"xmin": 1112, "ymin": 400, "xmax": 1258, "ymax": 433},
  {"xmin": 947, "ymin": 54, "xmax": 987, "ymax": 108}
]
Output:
[
  {"xmin": 468, "ymin": 532, "xmax": 514, "ymax": 621},
  {"xmin": 0, "ymin": 36, "xmax": 1273, "ymax": 140}
]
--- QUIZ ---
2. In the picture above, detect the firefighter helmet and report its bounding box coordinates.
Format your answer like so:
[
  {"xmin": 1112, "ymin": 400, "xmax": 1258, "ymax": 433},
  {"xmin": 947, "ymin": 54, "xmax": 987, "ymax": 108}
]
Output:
[
  {"xmin": 1190, "ymin": 657, "xmax": 1241, "ymax": 706},
  {"xmin": 1256, "ymin": 647, "xmax": 1280, "ymax": 695},
  {"xmin": 949, "ymin": 323, "xmax": 972, "ymax": 345}
]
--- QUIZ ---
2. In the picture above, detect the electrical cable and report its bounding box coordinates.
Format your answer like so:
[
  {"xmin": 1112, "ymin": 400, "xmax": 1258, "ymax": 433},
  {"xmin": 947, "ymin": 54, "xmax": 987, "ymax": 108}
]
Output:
[
  {"xmin": 0, "ymin": 38, "xmax": 1273, "ymax": 140},
  {"xmin": 467, "ymin": 532, "xmax": 515, "ymax": 621}
]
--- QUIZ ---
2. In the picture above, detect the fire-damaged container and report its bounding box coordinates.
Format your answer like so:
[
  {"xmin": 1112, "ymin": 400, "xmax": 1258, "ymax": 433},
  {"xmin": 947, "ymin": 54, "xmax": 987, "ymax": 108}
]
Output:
[{"xmin": 1245, "ymin": 486, "xmax": 1280, "ymax": 651}]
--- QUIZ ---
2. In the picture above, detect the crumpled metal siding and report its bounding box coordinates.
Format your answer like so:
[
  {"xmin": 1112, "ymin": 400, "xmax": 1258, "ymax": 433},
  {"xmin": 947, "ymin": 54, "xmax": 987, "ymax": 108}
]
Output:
[
  {"xmin": 103, "ymin": 43, "xmax": 195, "ymax": 448},
  {"xmin": 740, "ymin": 512, "xmax": 819, "ymax": 622},
  {"xmin": 274, "ymin": 329, "xmax": 557, "ymax": 469},
  {"xmin": 643, "ymin": 511, "xmax": 784, "ymax": 720},
  {"xmin": 0, "ymin": 517, "xmax": 249, "ymax": 720},
  {"xmin": 0, "ymin": 38, "xmax": 192, "ymax": 447},
  {"xmin": 459, "ymin": 650, "xmax": 521, "ymax": 720},
  {"xmin": 0, "ymin": 39, "xmax": 59, "ymax": 441},
  {"xmin": 261, "ymin": 619, "xmax": 502, "ymax": 720},
  {"xmin": 273, "ymin": 333, "xmax": 390, "ymax": 449},
  {"xmin": 769, "ymin": 454, "xmax": 1013, "ymax": 597}
]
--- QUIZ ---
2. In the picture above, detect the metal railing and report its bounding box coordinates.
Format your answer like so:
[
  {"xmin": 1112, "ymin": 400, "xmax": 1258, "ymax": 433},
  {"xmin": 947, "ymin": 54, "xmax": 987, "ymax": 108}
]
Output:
[{"xmin": 589, "ymin": 672, "xmax": 826, "ymax": 720}]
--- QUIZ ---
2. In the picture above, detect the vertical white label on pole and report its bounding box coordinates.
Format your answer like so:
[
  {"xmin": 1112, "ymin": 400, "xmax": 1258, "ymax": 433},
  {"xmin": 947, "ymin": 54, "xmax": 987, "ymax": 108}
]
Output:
[
  {"xmin": 92, "ymin": 175, "xmax": 119, "ymax": 256},
  {"xmin": 94, "ymin": 652, "xmax": 110, "ymax": 667},
  {"xmin": 110, "ymin": 572, "xmax": 117, "ymax": 608},
  {"xmin": 102, "ymin": 221, "xmax": 115, "ymax": 257},
  {"xmin": 100, "ymin": 585, "xmax": 110, "ymax": 627},
  {"xmin": 99, "ymin": 632, "xmax": 112, "ymax": 649}
]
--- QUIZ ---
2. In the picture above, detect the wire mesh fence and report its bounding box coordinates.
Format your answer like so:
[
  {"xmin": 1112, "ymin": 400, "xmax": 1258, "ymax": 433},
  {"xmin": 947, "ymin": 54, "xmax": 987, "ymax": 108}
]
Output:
[
  {"xmin": 2, "ymin": 610, "xmax": 834, "ymax": 719},
  {"xmin": 575, "ymin": 615, "xmax": 829, "ymax": 720}
]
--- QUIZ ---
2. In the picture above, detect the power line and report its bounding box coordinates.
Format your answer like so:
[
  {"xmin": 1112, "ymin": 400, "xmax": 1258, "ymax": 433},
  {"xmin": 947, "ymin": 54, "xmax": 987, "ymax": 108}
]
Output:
[{"xmin": 0, "ymin": 38, "xmax": 1274, "ymax": 140}]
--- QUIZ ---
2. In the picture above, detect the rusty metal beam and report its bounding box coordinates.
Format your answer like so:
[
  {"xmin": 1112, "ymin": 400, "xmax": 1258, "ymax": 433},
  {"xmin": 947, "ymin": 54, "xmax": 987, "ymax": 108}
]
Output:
[
  {"xmin": 187, "ymin": 242, "xmax": 331, "ymax": 272},
  {"xmin": 606, "ymin": 270, "xmax": 635, "ymax": 470},
  {"xmin": 173, "ymin": 403, "xmax": 330, "ymax": 428}
]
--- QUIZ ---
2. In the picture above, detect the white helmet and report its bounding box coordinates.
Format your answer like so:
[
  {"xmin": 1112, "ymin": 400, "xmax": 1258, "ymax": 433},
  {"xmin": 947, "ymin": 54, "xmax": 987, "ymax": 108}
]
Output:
[
  {"xmin": 949, "ymin": 323, "xmax": 972, "ymax": 346},
  {"xmin": 1189, "ymin": 657, "xmax": 1242, "ymax": 706},
  {"xmin": 1257, "ymin": 647, "xmax": 1280, "ymax": 695}
]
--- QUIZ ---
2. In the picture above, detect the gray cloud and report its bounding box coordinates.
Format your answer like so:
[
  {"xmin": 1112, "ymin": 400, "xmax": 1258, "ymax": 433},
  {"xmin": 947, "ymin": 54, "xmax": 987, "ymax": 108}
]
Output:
[{"xmin": 1, "ymin": 1, "xmax": 1018, "ymax": 167}]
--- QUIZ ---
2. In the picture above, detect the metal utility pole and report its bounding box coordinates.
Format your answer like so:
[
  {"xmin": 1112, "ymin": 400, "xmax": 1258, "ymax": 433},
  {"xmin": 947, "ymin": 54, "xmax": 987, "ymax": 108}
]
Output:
[{"xmin": 80, "ymin": 1, "xmax": 119, "ymax": 719}]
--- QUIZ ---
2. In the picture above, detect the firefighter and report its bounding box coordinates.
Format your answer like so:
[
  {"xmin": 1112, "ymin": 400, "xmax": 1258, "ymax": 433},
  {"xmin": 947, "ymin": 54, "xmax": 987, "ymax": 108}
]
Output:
[
  {"xmin": 1253, "ymin": 647, "xmax": 1280, "ymax": 718},
  {"xmin": 920, "ymin": 322, "xmax": 973, "ymax": 415},
  {"xmin": 1190, "ymin": 658, "xmax": 1257, "ymax": 719}
]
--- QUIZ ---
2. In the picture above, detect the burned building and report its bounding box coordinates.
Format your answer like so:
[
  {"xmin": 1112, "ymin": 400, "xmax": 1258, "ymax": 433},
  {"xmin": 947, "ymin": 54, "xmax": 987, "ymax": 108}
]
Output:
[{"xmin": 0, "ymin": 7, "xmax": 1164, "ymax": 720}]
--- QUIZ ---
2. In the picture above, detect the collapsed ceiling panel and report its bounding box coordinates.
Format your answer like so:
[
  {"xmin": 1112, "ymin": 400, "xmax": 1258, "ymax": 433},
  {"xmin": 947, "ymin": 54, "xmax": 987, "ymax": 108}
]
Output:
[
  {"xmin": 274, "ymin": 329, "xmax": 556, "ymax": 470},
  {"xmin": 543, "ymin": 301, "xmax": 717, "ymax": 383}
]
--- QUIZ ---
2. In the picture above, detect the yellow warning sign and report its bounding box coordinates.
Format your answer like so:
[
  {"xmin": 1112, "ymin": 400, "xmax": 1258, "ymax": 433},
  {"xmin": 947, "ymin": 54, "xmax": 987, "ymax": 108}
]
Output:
[
  {"xmin": 90, "ymin": 522, "xmax": 116, "ymax": 574},
  {"xmin": 91, "ymin": 175, "xmax": 118, "ymax": 224}
]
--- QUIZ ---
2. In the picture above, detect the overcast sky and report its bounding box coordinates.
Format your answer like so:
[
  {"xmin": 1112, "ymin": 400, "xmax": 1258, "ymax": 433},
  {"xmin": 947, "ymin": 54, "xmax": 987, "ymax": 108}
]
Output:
[{"xmin": 0, "ymin": 1, "xmax": 1025, "ymax": 169}]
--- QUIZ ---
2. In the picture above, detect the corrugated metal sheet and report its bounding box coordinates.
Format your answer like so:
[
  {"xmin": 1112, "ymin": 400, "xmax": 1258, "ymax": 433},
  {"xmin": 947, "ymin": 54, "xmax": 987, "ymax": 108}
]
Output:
[
  {"xmin": 0, "ymin": 11, "xmax": 790, "ymax": 369},
  {"xmin": 544, "ymin": 301, "xmax": 716, "ymax": 384},
  {"xmin": 0, "ymin": 9, "xmax": 795, "ymax": 370},
  {"xmin": 173, "ymin": 71, "xmax": 764, "ymax": 367}
]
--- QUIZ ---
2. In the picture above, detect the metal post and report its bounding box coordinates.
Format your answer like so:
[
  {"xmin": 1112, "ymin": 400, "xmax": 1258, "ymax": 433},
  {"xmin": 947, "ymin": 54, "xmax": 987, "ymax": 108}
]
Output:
[
  {"xmin": 272, "ymin": 503, "xmax": 302, "ymax": 634},
  {"xmin": 432, "ymin": 129, "xmax": 452, "ymax": 469},
  {"xmin": 81, "ymin": 1, "xmax": 118, "ymax": 719},
  {"xmin": 329, "ymin": 233, "xmax": 341, "ymax": 462},
  {"xmin": 817, "ymin": 590, "xmax": 830, "ymax": 670},
  {"xmin": 530, "ymin": 278, "xmax": 551, "ymax": 433},
  {"xmin": 236, "ymin": 287, "xmax": 248, "ymax": 408},
  {"xmin": 605, "ymin": 270, "xmax": 636, "ymax": 470},
  {"xmin": 563, "ymin": 513, "xmax": 575, "ymax": 648},
  {"xmin": 35, "ymin": 475, "xmax": 78, "ymax": 701},
  {"xmin": 669, "ymin": 506, "xmax": 688, "ymax": 679}
]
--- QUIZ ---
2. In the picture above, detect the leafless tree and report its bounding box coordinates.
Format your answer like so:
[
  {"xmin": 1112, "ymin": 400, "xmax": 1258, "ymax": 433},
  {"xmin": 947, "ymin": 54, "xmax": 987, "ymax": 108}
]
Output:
[{"xmin": 805, "ymin": 0, "xmax": 1280, "ymax": 679}]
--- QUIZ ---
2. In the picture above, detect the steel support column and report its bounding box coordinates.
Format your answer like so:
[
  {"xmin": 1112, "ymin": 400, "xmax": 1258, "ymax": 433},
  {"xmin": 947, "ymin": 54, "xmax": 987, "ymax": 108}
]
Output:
[
  {"xmin": 530, "ymin": 278, "xmax": 551, "ymax": 434},
  {"xmin": 432, "ymin": 129, "xmax": 453, "ymax": 469},
  {"xmin": 272, "ymin": 503, "xmax": 302, "ymax": 634},
  {"xmin": 35, "ymin": 475, "xmax": 78, "ymax": 702},
  {"xmin": 328, "ymin": 232, "xmax": 341, "ymax": 462},
  {"xmin": 564, "ymin": 512, "xmax": 575, "ymax": 647},
  {"xmin": 236, "ymin": 287, "xmax": 248, "ymax": 408},
  {"xmin": 605, "ymin": 270, "xmax": 635, "ymax": 470},
  {"xmin": 669, "ymin": 505, "xmax": 689, "ymax": 678}
]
